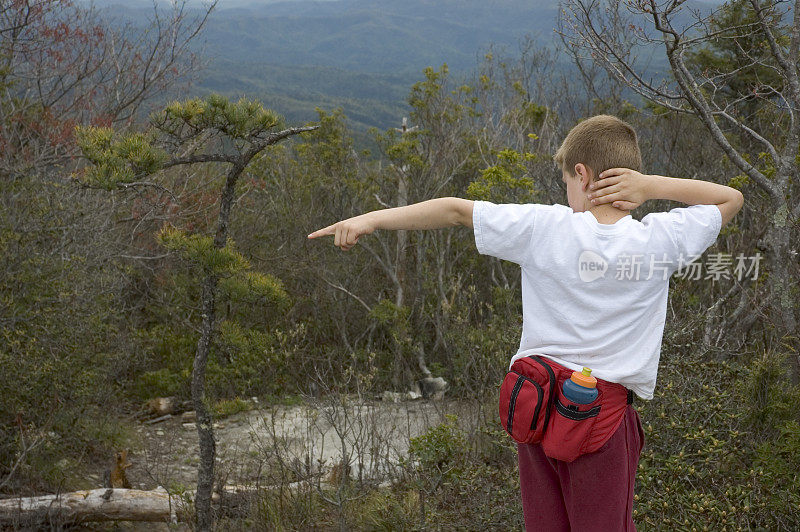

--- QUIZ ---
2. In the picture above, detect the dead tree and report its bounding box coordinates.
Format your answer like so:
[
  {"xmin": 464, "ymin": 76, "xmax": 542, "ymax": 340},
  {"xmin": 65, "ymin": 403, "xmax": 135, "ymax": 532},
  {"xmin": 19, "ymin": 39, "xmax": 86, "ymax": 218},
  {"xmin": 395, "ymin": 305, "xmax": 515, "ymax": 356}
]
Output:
[{"xmin": 559, "ymin": 0, "xmax": 799, "ymax": 376}]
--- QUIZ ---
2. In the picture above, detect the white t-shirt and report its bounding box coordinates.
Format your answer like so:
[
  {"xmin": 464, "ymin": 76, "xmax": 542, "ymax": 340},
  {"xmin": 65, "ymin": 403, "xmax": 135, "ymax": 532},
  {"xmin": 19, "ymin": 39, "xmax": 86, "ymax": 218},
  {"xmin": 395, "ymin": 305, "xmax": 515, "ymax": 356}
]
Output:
[{"xmin": 472, "ymin": 201, "xmax": 722, "ymax": 400}]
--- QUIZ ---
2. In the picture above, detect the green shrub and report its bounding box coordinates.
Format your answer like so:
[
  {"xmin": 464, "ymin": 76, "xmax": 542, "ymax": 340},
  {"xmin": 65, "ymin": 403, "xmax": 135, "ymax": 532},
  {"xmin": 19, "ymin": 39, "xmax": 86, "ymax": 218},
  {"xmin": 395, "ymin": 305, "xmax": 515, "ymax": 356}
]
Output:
[
  {"xmin": 736, "ymin": 348, "xmax": 800, "ymax": 436},
  {"xmin": 753, "ymin": 420, "xmax": 800, "ymax": 520},
  {"xmin": 407, "ymin": 413, "xmax": 467, "ymax": 479},
  {"xmin": 633, "ymin": 345, "xmax": 800, "ymax": 530},
  {"xmin": 213, "ymin": 397, "xmax": 251, "ymax": 418},
  {"xmin": 134, "ymin": 367, "xmax": 184, "ymax": 400}
]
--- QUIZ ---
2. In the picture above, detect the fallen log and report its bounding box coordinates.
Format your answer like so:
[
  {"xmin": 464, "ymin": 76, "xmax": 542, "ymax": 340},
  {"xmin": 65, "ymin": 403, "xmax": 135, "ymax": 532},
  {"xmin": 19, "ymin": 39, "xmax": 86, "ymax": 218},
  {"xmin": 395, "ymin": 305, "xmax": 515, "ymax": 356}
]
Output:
[
  {"xmin": 0, "ymin": 487, "xmax": 189, "ymax": 527},
  {"xmin": 143, "ymin": 414, "xmax": 173, "ymax": 425},
  {"xmin": 0, "ymin": 478, "xmax": 393, "ymax": 526}
]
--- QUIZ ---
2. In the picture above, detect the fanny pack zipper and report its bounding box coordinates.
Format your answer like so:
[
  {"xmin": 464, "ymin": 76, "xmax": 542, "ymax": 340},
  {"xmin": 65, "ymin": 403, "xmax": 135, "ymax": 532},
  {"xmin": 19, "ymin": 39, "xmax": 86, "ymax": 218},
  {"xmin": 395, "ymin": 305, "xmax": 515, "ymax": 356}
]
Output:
[{"xmin": 507, "ymin": 371, "xmax": 544, "ymax": 435}]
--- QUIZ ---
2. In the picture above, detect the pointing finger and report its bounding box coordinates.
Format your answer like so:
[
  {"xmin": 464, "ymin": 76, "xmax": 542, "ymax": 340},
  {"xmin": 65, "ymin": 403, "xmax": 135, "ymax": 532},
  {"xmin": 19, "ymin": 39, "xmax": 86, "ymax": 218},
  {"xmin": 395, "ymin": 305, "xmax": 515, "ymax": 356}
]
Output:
[{"xmin": 308, "ymin": 224, "xmax": 336, "ymax": 239}]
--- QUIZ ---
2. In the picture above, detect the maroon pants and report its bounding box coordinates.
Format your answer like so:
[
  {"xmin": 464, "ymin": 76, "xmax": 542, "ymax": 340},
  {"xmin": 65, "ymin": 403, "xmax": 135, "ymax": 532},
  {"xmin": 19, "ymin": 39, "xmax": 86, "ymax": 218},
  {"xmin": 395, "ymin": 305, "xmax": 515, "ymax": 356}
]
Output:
[{"xmin": 517, "ymin": 404, "xmax": 645, "ymax": 531}]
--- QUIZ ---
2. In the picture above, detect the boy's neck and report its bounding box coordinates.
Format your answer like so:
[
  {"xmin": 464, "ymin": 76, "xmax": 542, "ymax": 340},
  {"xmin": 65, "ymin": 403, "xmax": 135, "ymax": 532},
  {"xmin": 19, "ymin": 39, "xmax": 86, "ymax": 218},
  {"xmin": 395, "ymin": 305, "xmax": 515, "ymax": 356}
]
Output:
[{"xmin": 587, "ymin": 204, "xmax": 631, "ymax": 224}]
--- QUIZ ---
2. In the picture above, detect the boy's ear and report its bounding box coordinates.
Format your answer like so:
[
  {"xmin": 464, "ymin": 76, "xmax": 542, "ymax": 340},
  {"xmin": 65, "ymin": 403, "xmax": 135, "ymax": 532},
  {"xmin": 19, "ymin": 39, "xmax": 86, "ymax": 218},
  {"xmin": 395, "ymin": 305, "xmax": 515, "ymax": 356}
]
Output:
[{"xmin": 574, "ymin": 163, "xmax": 593, "ymax": 190}]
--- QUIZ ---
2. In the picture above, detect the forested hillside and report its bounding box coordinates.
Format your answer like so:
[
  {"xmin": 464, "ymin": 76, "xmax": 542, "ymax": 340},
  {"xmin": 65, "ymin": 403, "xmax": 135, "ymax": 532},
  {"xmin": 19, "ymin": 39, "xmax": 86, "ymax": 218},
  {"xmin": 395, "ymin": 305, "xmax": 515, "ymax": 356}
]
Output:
[
  {"xmin": 196, "ymin": 0, "xmax": 560, "ymax": 72},
  {"xmin": 2, "ymin": 0, "xmax": 799, "ymax": 530},
  {"xmin": 93, "ymin": 0, "xmax": 711, "ymax": 134},
  {"xmin": 95, "ymin": 0, "xmax": 564, "ymax": 132},
  {"xmin": 102, "ymin": 0, "xmax": 560, "ymax": 72}
]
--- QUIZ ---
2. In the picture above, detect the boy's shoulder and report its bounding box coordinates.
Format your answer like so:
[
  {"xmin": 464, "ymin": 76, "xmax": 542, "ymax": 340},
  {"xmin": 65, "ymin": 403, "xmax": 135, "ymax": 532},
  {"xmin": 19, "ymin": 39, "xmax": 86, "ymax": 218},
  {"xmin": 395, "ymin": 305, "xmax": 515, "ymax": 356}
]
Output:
[
  {"xmin": 472, "ymin": 200, "xmax": 572, "ymax": 218},
  {"xmin": 471, "ymin": 200, "xmax": 568, "ymax": 228},
  {"xmin": 473, "ymin": 200, "xmax": 570, "ymax": 209},
  {"xmin": 640, "ymin": 204, "xmax": 722, "ymax": 231},
  {"xmin": 639, "ymin": 204, "xmax": 723, "ymax": 260},
  {"xmin": 476, "ymin": 201, "xmax": 719, "ymax": 229},
  {"xmin": 472, "ymin": 201, "xmax": 570, "ymax": 263}
]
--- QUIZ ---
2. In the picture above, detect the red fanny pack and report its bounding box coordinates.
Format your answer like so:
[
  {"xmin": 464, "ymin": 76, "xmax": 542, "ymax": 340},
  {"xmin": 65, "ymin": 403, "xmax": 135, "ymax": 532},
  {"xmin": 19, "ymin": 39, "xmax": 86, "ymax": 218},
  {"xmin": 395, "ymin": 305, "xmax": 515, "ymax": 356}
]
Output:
[{"xmin": 499, "ymin": 354, "xmax": 633, "ymax": 462}]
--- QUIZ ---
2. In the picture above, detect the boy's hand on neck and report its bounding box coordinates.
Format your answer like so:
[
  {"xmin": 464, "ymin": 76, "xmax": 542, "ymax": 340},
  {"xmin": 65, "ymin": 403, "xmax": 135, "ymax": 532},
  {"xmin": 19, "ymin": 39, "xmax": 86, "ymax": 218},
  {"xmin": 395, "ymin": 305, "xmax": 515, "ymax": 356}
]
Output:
[
  {"xmin": 587, "ymin": 168, "xmax": 652, "ymax": 211},
  {"xmin": 591, "ymin": 168, "xmax": 744, "ymax": 227}
]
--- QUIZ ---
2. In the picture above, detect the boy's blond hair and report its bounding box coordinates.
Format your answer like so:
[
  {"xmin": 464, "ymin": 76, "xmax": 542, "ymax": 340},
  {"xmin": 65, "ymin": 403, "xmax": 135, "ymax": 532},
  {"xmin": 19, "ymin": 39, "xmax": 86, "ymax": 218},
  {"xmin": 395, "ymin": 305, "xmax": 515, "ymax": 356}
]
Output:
[{"xmin": 554, "ymin": 115, "xmax": 642, "ymax": 179}]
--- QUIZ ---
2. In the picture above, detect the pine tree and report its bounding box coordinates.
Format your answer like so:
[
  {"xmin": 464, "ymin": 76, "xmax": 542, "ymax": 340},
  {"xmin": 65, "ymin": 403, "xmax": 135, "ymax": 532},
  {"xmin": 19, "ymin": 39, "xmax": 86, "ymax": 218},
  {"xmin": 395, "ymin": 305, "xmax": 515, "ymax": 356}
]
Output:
[{"xmin": 74, "ymin": 94, "xmax": 317, "ymax": 531}]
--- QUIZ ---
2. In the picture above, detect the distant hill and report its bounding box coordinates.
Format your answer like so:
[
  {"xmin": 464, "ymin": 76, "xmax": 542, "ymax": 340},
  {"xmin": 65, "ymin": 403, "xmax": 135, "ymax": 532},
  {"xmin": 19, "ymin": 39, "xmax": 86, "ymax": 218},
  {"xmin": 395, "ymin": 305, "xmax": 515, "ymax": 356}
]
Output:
[
  {"xmin": 113, "ymin": 1, "xmax": 711, "ymax": 139},
  {"xmin": 193, "ymin": 60, "xmax": 415, "ymax": 144},
  {"xmin": 96, "ymin": 0, "xmax": 560, "ymax": 73},
  {"xmin": 183, "ymin": 0, "xmax": 560, "ymax": 132},
  {"xmin": 198, "ymin": 0, "xmax": 560, "ymax": 73},
  {"xmin": 91, "ymin": 0, "xmax": 563, "ymax": 132}
]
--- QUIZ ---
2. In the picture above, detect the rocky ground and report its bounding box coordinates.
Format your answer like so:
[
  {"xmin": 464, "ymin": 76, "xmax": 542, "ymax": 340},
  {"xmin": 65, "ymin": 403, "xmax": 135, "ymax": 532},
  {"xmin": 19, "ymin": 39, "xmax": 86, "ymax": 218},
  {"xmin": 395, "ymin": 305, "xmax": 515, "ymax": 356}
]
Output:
[
  {"xmin": 125, "ymin": 394, "xmax": 475, "ymax": 491},
  {"xmin": 50, "ymin": 394, "xmax": 490, "ymax": 530}
]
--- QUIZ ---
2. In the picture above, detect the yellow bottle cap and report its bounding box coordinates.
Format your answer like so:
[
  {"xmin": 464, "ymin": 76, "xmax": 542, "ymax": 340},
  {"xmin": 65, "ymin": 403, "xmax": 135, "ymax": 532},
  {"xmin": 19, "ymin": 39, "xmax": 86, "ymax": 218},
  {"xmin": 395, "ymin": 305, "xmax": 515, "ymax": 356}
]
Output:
[{"xmin": 571, "ymin": 366, "xmax": 597, "ymax": 388}]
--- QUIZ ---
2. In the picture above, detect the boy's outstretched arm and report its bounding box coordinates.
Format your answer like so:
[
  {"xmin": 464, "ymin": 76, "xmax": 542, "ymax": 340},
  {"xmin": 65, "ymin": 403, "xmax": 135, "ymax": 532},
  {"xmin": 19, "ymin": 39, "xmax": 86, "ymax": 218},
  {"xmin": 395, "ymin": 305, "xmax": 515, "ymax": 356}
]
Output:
[
  {"xmin": 307, "ymin": 197, "xmax": 474, "ymax": 251},
  {"xmin": 588, "ymin": 169, "xmax": 744, "ymax": 227}
]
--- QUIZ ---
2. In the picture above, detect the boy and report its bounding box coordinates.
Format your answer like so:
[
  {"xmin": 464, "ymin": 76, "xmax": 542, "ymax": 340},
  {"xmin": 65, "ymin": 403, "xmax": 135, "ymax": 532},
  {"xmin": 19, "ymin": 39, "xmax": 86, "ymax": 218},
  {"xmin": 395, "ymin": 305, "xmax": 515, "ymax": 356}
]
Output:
[{"xmin": 308, "ymin": 115, "xmax": 744, "ymax": 530}]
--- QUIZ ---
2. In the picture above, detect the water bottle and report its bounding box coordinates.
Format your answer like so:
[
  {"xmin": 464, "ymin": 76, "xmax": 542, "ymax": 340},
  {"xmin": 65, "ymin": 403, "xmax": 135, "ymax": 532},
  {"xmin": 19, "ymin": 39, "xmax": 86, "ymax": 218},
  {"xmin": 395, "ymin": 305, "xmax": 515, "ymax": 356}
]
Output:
[{"xmin": 562, "ymin": 366, "xmax": 598, "ymax": 404}]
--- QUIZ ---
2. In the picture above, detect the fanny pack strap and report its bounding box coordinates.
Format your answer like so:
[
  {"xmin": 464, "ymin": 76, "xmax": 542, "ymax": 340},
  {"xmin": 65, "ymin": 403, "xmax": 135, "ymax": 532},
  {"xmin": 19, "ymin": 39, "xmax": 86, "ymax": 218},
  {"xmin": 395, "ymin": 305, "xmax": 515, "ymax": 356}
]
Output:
[{"xmin": 627, "ymin": 388, "xmax": 634, "ymax": 405}]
